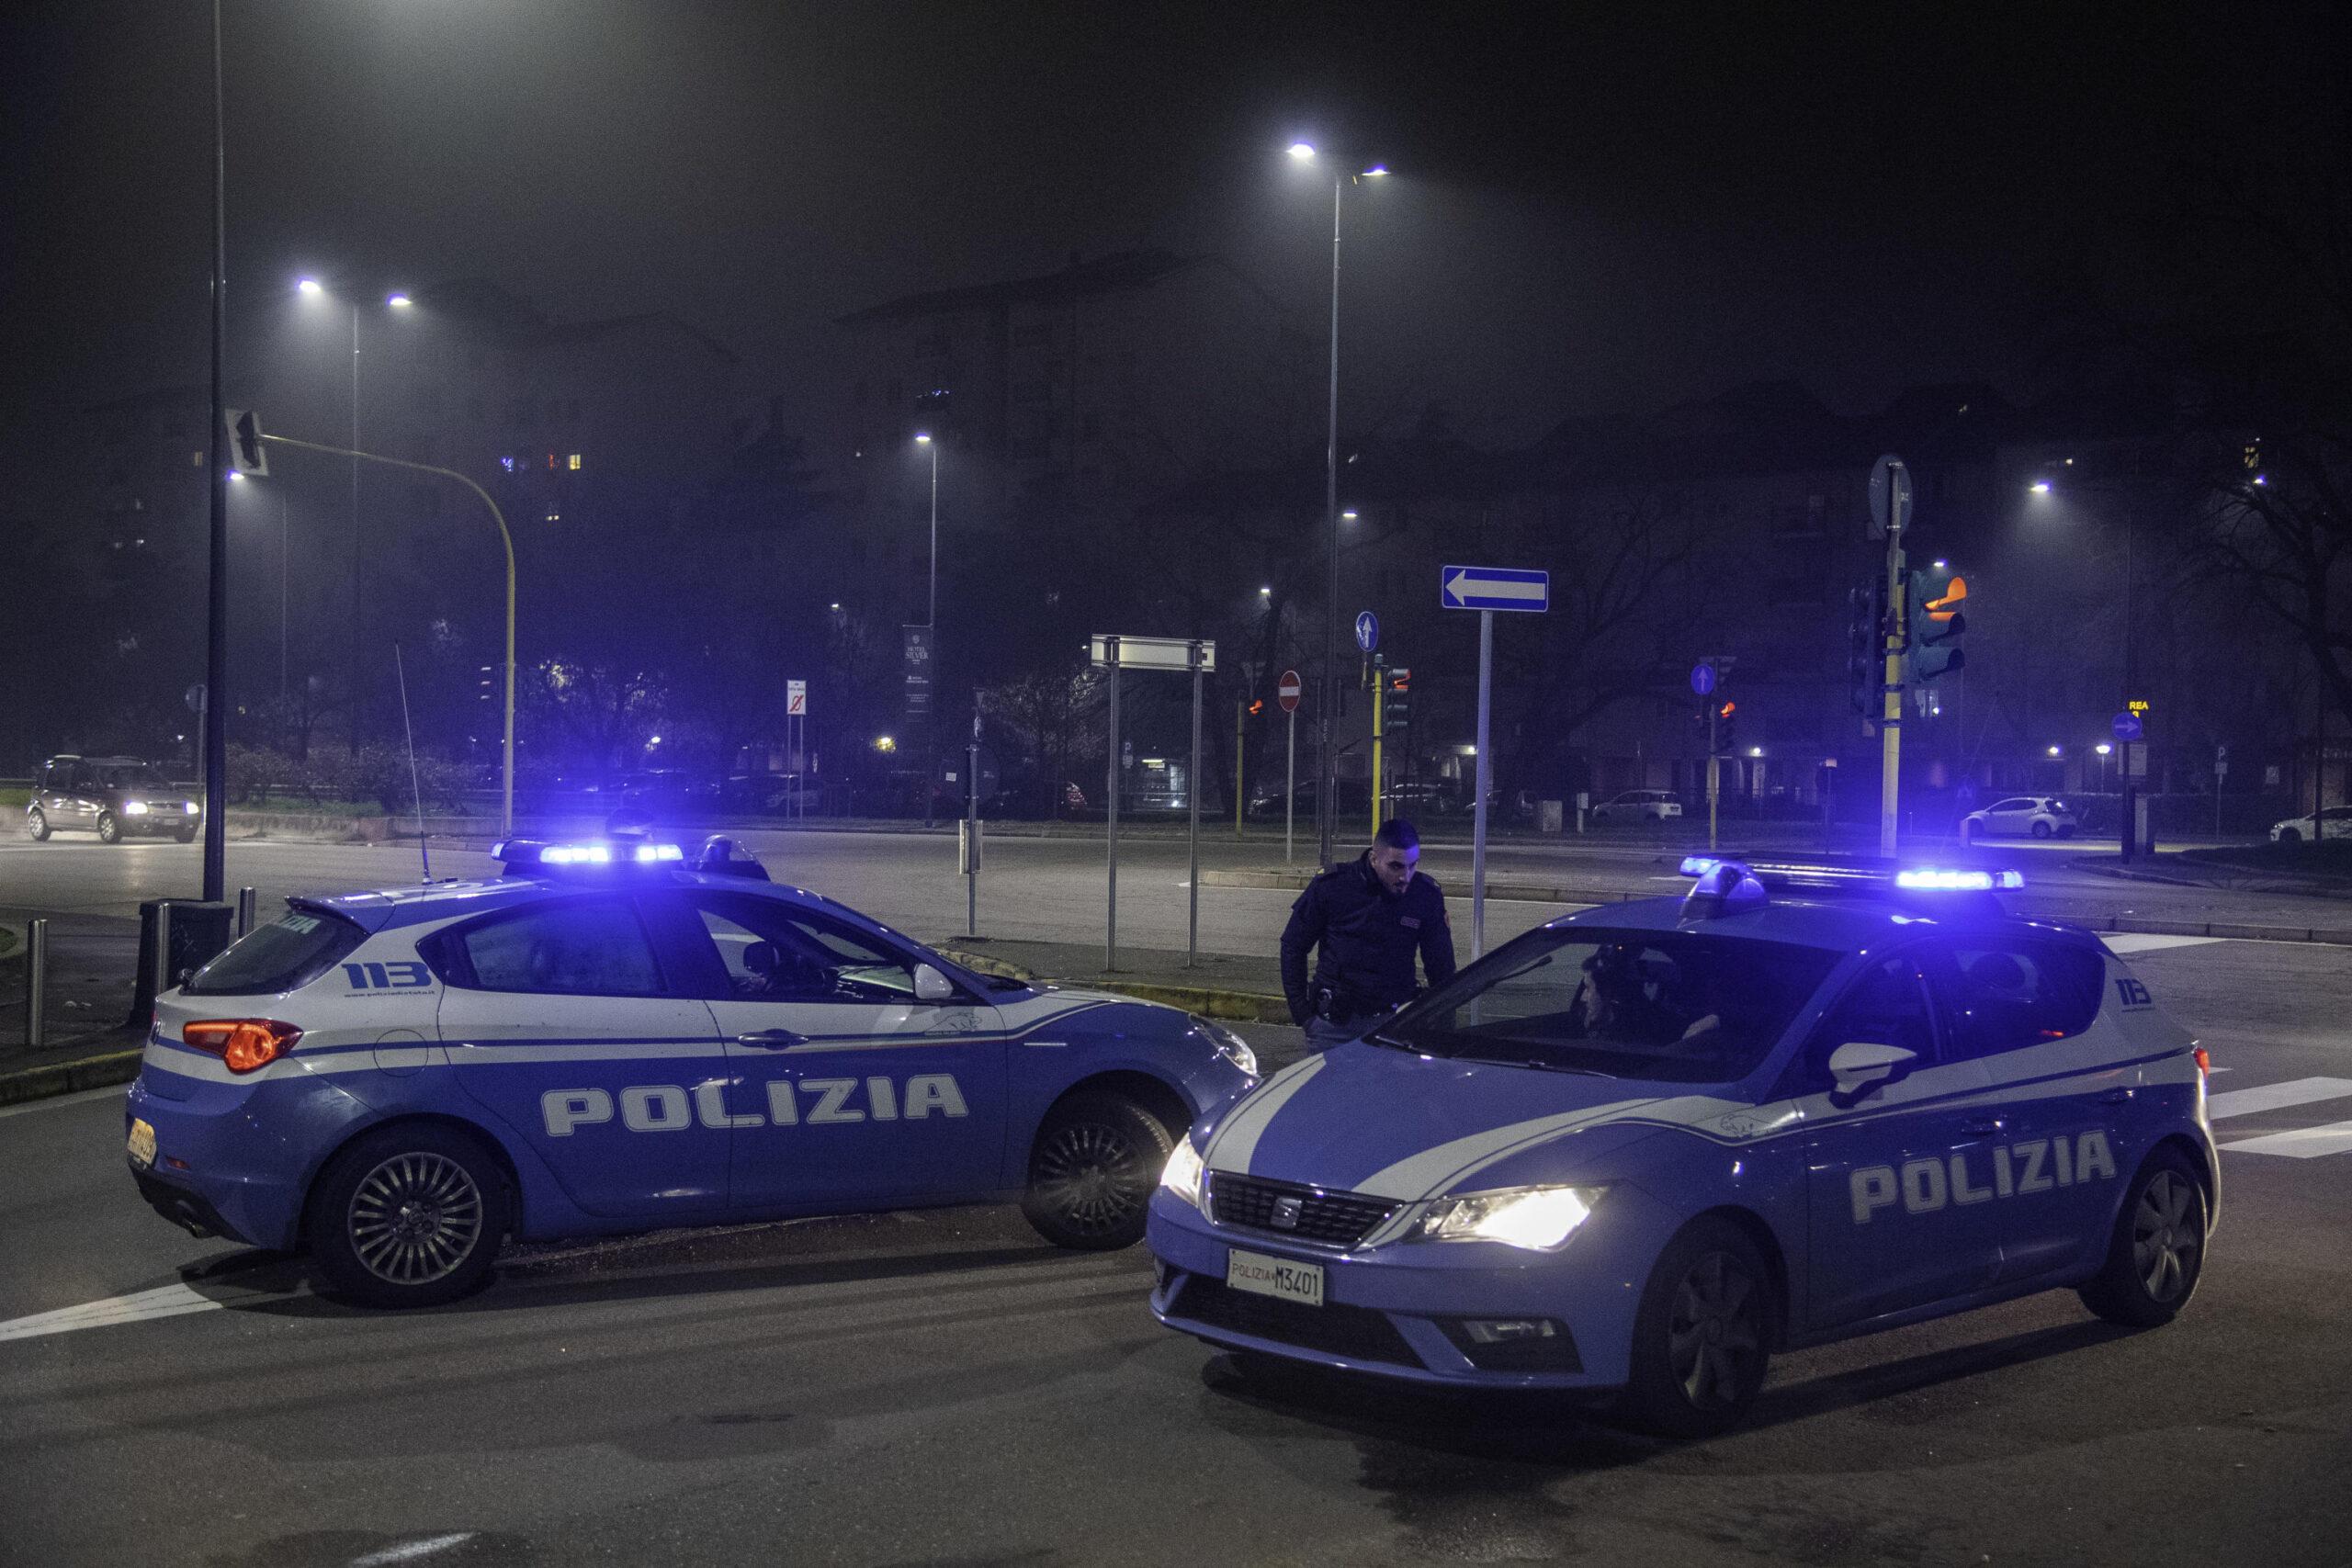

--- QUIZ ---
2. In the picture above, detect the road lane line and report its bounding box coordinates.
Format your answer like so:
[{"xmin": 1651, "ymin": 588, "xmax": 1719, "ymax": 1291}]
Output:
[
  {"xmin": 2207, "ymin": 1077, "xmax": 2352, "ymax": 1121},
  {"xmin": 0, "ymin": 1085, "xmax": 128, "ymax": 1119},
  {"xmin": 0, "ymin": 1282, "xmax": 222, "ymax": 1344},
  {"xmin": 2101, "ymin": 933, "xmax": 2227, "ymax": 955},
  {"xmin": 350, "ymin": 1535, "xmax": 478, "ymax": 1566},
  {"xmin": 2220, "ymin": 1119, "xmax": 2352, "ymax": 1160}
]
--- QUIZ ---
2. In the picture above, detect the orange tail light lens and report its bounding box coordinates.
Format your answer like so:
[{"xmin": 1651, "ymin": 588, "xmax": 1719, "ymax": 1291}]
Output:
[
  {"xmin": 2194, "ymin": 1046, "xmax": 2211, "ymax": 1076},
  {"xmin": 183, "ymin": 1020, "xmax": 303, "ymax": 1073}
]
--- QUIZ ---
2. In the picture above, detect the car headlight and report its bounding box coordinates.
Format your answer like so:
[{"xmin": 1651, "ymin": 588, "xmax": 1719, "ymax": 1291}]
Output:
[
  {"xmin": 123, "ymin": 801, "xmax": 149, "ymax": 816},
  {"xmin": 184, "ymin": 800, "xmax": 198, "ymax": 813},
  {"xmin": 1160, "ymin": 1137, "xmax": 1205, "ymax": 1210},
  {"xmin": 1419, "ymin": 1185, "xmax": 1604, "ymax": 1251},
  {"xmin": 1191, "ymin": 1015, "xmax": 1258, "ymax": 1077}
]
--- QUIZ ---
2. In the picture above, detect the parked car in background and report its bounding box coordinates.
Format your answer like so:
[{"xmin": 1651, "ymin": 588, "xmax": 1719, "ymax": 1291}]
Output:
[
  {"xmin": 25, "ymin": 755, "xmax": 200, "ymax": 843},
  {"xmin": 2271, "ymin": 806, "xmax": 2352, "ymax": 842},
  {"xmin": 1962, "ymin": 796, "xmax": 2079, "ymax": 840},
  {"xmin": 1385, "ymin": 782, "xmax": 1464, "ymax": 817},
  {"xmin": 1589, "ymin": 789, "xmax": 1685, "ymax": 824},
  {"xmin": 1247, "ymin": 778, "xmax": 1372, "ymax": 822}
]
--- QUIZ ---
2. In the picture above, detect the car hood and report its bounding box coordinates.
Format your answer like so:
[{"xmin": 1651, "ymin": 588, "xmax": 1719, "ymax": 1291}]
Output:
[{"xmin": 1199, "ymin": 1043, "xmax": 1752, "ymax": 1202}]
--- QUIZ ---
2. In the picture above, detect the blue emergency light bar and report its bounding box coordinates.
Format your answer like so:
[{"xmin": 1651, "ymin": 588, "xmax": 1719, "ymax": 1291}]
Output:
[
  {"xmin": 492, "ymin": 839, "xmax": 684, "ymax": 870},
  {"xmin": 1678, "ymin": 854, "xmax": 2025, "ymax": 900}
]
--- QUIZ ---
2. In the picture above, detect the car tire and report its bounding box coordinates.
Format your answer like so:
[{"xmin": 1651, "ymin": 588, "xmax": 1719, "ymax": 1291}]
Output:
[
  {"xmin": 2078, "ymin": 1149, "xmax": 2207, "ymax": 1328},
  {"xmin": 306, "ymin": 1123, "xmax": 509, "ymax": 1308},
  {"xmin": 1616, "ymin": 1217, "xmax": 1773, "ymax": 1439},
  {"xmin": 26, "ymin": 808, "xmax": 49, "ymax": 841},
  {"xmin": 2279, "ymin": 828, "xmax": 2302, "ymax": 844},
  {"xmin": 96, "ymin": 811, "xmax": 121, "ymax": 844},
  {"xmin": 2031, "ymin": 820, "xmax": 2053, "ymax": 840},
  {"xmin": 1021, "ymin": 1091, "xmax": 1175, "ymax": 1251}
]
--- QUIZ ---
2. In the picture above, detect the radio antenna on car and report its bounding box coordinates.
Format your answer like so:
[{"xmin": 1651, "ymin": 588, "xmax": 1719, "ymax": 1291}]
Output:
[{"xmin": 393, "ymin": 644, "xmax": 432, "ymax": 883}]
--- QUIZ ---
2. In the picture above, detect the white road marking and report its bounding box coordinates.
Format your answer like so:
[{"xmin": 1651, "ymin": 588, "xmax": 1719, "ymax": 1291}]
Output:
[
  {"xmin": 2220, "ymin": 1119, "xmax": 2352, "ymax": 1160},
  {"xmin": 0, "ymin": 1085, "xmax": 128, "ymax": 1119},
  {"xmin": 2207, "ymin": 1077, "xmax": 2352, "ymax": 1121},
  {"xmin": 0, "ymin": 1282, "xmax": 222, "ymax": 1344},
  {"xmin": 2100, "ymin": 933, "xmax": 2226, "ymax": 955},
  {"xmin": 350, "ymin": 1535, "xmax": 479, "ymax": 1567}
]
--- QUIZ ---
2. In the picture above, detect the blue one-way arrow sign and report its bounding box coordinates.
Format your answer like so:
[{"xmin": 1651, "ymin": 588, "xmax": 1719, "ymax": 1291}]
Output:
[{"xmin": 1441, "ymin": 564, "xmax": 1549, "ymax": 613}]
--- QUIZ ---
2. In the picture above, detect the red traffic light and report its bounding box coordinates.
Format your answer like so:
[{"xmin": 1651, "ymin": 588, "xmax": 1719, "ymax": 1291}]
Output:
[
  {"xmin": 1248, "ymin": 699, "xmax": 1264, "ymax": 716},
  {"xmin": 1718, "ymin": 700, "xmax": 1736, "ymax": 718}
]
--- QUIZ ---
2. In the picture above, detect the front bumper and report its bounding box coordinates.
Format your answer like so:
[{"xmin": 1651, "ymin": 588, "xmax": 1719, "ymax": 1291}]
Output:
[{"xmin": 1146, "ymin": 1185, "xmax": 1677, "ymax": 1391}]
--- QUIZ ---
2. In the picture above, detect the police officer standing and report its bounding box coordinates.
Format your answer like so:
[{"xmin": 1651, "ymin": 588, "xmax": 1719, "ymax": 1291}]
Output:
[{"xmin": 1281, "ymin": 818, "xmax": 1457, "ymax": 1050}]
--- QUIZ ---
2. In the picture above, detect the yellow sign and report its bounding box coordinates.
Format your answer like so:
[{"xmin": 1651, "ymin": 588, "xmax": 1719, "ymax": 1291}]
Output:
[{"xmin": 2128, "ymin": 699, "xmax": 2152, "ymax": 714}]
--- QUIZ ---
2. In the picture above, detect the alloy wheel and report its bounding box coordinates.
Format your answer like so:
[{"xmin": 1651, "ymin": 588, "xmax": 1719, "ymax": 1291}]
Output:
[
  {"xmin": 1031, "ymin": 1122, "xmax": 1149, "ymax": 1240},
  {"xmin": 347, "ymin": 1151, "xmax": 486, "ymax": 1286},
  {"xmin": 1667, "ymin": 1249, "xmax": 1765, "ymax": 1410},
  {"xmin": 2132, "ymin": 1170, "xmax": 2201, "ymax": 1303}
]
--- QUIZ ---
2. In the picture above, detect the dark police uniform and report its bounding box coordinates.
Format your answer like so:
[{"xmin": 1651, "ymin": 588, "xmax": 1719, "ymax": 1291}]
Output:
[{"xmin": 1281, "ymin": 854, "xmax": 1458, "ymax": 1048}]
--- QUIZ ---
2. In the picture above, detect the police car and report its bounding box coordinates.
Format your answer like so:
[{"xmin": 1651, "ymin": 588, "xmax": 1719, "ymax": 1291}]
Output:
[
  {"xmin": 124, "ymin": 838, "xmax": 1259, "ymax": 1307},
  {"xmin": 1148, "ymin": 856, "xmax": 2216, "ymax": 1436}
]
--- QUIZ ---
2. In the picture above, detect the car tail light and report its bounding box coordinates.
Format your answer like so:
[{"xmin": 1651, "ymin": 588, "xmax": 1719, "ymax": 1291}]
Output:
[
  {"xmin": 182, "ymin": 1019, "xmax": 302, "ymax": 1073},
  {"xmin": 2194, "ymin": 1046, "xmax": 2211, "ymax": 1076}
]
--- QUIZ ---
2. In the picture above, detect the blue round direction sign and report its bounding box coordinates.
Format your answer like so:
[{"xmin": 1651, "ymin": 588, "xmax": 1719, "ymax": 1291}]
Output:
[
  {"xmin": 2112, "ymin": 711, "xmax": 2143, "ymax": 742},
  {"xmin": 1690, "ymin": 661, "xmax": 1716, "ymax": 696},
  {"xmin": 1355, "ymin": 611, "xmax": 1379, "ymax": 654}
]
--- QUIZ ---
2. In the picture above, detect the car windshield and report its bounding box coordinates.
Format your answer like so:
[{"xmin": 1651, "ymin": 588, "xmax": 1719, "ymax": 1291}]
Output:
[
  {"xmin": 1377, "ymin": 927, "xmax": 1841, "ymax": 1085},
  {"xmin": 92, "ymin": 763, "xmax": 173, "ymax": 791}
]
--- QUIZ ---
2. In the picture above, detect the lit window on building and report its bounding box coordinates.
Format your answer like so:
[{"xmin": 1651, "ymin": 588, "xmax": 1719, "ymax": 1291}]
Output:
[
  {"xmin": 568, "ymin": 454, "xmax": 582, "ymax": 471},
  {"xmin": 500, "ymin": 456, "xmax": 516, "ymax": 473},
  {"xmin": 545, "ymin": 512, "xmax": 560, "ymax": 523}
]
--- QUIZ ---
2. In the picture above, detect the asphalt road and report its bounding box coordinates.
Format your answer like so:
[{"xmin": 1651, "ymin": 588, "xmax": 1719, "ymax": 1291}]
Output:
[{"xmin": 4, "ymin": 937, "xmax": 2350, "ymax": 1566}]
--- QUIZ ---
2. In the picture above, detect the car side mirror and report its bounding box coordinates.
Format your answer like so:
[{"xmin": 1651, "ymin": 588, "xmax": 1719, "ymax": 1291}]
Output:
[
  {"xmin": 911, "ymin": 964, "xmax": 956, "ymax": 1003},
  {"xmin": 1827, "ymin": 1041, "xmax": 1917, "ymax": 1103}
]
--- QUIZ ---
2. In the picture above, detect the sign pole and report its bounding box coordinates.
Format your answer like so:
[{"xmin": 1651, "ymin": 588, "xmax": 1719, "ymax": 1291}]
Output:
[
  {"xmin": 1880, "ymin": 525, "xmax": 1905, "ymax": 858},
  {"xmin": 1472, "ymin": 609, "xmax": 1493, "ymax": 959},
  {"xmin": 967, "ymin": 696, "xmax": 980, "ymax": 939},
  {"xmin": 1708, "ymin": 704, "xmax": 1720, "ymax": 852},
  {"xmin": 1105, "ymin": 642, "xmax": 1119, "ymax": 972},
  {"xmin": 1189, "ymin": 644, "xmax": 1204, "ymax": 968},
  {"xmin": 1285, "ymin": 706, "xmax": 1296, "ymax": 865},
  {"xmin": 1235, "ymin": 699, "xmax": 1245, "ymax": 839}
]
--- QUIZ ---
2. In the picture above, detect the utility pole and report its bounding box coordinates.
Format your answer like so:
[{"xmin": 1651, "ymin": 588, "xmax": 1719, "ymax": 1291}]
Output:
[{"xmin": 1871, "ymin": 457, "xmax": 1912, "ymax": 858}]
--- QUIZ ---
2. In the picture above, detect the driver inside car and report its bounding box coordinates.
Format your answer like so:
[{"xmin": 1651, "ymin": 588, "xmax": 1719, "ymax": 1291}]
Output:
[{"xmin": 739, "ymin": 938, "xmax": 833, "ymax": 998}]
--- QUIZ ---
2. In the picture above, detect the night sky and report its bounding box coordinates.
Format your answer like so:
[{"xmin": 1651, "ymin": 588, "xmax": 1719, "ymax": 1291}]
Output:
[{"xmin": 0, "ymin": 2, "xmax": 2316, "ymax": 459}]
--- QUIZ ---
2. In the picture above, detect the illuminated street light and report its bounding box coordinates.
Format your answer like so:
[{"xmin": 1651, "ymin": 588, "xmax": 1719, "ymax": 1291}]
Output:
[
  {"xmin": 1747, "ymin": 747, "xmax": 1764, "ymax": 759},
  {"xmin": 386, "ymin": 292, "xmax": 413, "ymax": 309},
  {"xmin": 1288, "ymin": 141, "xmax": 1316, "ymax": 160},
  {"xmin": 2048, "ymin": 745, "xmax": 2063, "ymax": 757},
  {"xmin": 1259, "ymin": 585, "xmax": 1272, "ymax": 597},
  {"xmin": 297, "ymin": 276, "xmax": 322, "ymax": 296},
  {"xmin": 2030, "ymin": 480, "xmax": 2052, "ymax": 494},
  {"xmin": 1340, "ymin": 510, "xmax": 1358, "ymax": 521},
  {"xmin": 2096, "ymin": 743, "xmax": 2113, "ymax": 755}
]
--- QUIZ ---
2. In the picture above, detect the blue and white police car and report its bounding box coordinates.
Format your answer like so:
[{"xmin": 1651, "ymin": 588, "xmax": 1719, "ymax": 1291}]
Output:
[
  {"xmin": 1148, "ymin": 856, "xmax": 2216, "ymax": 1436},
  {"xmin": 125, "ymin": 838, "xmax": 1259, "ymax": 1307}
]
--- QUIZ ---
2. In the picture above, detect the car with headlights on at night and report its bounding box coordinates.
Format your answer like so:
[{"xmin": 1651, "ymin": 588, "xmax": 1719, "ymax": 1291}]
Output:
[
  {"xmin": 123, "ymin": 837, "xmax": 1259, "ymax": 1307},
  {"xmin": 1148, "ymin": 856, "xmax": 2216, "ymax": 1437}
]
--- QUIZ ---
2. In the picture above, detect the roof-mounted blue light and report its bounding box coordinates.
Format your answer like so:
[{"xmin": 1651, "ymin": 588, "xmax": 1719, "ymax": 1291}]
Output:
[
  {"xmin": 492, "ymin": 839, "xmax": 684, "ymax": 872},
  {"xmin": 1894, "ymin": 866, "xmax": 2025, "ymax": 892},
  {"xmin": 1679, "ymin": 855, "xmax": 1723, "ymax": 878}
]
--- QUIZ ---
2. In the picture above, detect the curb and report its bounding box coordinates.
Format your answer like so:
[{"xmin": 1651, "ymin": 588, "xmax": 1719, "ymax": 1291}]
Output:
[
  {"xmin": 934, "ymin": 946, "xmax": 1293, "ymax": 1025},
  {"xmin": 1201, "ymin": 868, "xmax": 1639, "ymax": 906},
  {"xmin": 2061, "ymin": 914, "xmax": 2352, "ymax": 946},
  {"xmin": 0, "ymin": 1047, "xmax": 142, "ymax": 1108}
]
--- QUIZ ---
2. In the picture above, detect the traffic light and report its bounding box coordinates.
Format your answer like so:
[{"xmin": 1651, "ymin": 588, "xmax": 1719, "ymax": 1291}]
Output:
[
  {"xmin": 1248, "ymin": 698, "xmax": 1264, "ymax": 716},
  {"xmin": 1846, "ymin": 583, "xmax": 1884, "ymax": 714},
  {"xmin": 1382, "ymin": 668, "xmax": 1411, "ymax": 732},
  {"xmin": 1713, "ymin": 699, "xmax": 1739, "ymax": 756},
  {"xmin": 1906, "ymin": 566, "xmax": 1968, "ymax": 682}
]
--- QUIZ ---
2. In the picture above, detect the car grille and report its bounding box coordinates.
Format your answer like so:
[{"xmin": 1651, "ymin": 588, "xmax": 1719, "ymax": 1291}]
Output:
[
  {"xmin": 1170, "ymin": 1277, "xmax": 1422, "ymax": 1369},
  {"xmin": 1206, "ymin": 1172, "xmax": 1399, "ymax": 1249}
]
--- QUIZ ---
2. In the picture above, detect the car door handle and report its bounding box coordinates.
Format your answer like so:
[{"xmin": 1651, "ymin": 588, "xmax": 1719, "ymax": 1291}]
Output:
[
  {"xmin": 734, "ymin": 1029, "xmax": 808, "ymax": 1050},
  {"xmin": 2098, "ymin": 1088, "xmax": 2134, "ymax": 1105},
  {"xmin": 1961, "ymin": 1118, "xmax": 2006, "ymax": 1136}
]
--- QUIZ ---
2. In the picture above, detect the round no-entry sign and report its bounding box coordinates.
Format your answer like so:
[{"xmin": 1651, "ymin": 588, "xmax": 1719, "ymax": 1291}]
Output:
[{"xmin": 1277, "ymin": 669, "xmax": 1303, "ymax": 713}]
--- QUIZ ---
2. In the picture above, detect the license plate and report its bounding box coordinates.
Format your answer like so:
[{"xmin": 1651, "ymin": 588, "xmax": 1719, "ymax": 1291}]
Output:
[
  {"xmin": 1227, "ymin": 1247, "xmax": 1324, "ymax": 1308},
  {"xmin": 127, "ymin": 1118, "xmax": 157, "ymax": 1170}
]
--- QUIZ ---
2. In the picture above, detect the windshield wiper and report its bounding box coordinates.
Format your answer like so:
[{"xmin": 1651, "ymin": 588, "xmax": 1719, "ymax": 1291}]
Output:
[
  {"xmin": 1446, "ymin": 1053, "xmax": 1616, "ymax": 1077},
  {"xmin": 1363, "ymin": 1031, "xmax": 1418, "ymax": 1053}
]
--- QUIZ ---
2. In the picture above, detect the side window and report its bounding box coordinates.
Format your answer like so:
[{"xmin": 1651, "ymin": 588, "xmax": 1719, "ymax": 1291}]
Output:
[
  {"xmin": 689, "ymin": 896, "xmax": 917, "ymax": 1002},
  {"xmin": 449, "ymin": 898, "xmax": 664, "ymax": 996},
  {"xmin": 1933, "ymin": 941, "xmax": 2106, "ymax": 1061},
  {"xmin": 1781, "ymin": 954, "xmax": 1935, "ymax": 1096}
]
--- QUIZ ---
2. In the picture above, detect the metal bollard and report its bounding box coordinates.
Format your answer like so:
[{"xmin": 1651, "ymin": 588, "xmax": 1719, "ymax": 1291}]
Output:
[
  {"xmin": 26, "ymin": 919, "xmax": 47, "ymax": 1050},
  {"xmin": 236, "ymin": 886, "xmax": 256, "ymax": 937},
  {"xmin": 153, "ymin": 900, "xmax": 173, "ymax": 998}
]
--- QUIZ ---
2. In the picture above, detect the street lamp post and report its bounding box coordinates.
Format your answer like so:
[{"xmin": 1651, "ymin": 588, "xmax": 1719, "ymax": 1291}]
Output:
[
  {"xmin": 916, "ymin": 433, "xmax": 939, "ymax": 828},
  {"xmin": 299, "ymin": 278, "xmax": 410, "ymax": 755},
  {"xmin": 1289, "ymin": 142, "xmax": 1386, "ymax": 869},
  {"xmin": 2030, "ymin": 466, "xmax": 2143, "ymax": 849}
]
